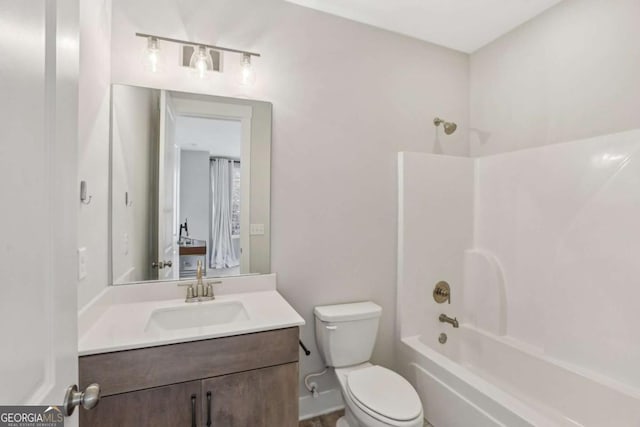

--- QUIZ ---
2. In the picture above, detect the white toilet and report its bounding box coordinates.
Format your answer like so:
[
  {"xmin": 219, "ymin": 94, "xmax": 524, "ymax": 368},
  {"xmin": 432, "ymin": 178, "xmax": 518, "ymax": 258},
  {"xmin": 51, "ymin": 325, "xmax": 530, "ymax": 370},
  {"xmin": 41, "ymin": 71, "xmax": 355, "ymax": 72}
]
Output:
[{"xmin": 314, "ymin": 301, "xmax": 424, "ymax": 427}]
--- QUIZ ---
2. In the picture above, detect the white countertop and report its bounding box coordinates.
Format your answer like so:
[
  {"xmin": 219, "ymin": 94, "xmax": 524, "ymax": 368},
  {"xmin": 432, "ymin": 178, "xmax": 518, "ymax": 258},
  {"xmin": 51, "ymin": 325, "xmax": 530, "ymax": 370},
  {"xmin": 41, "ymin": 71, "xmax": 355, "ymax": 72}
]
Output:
[{"xmin": 78, "ymin": 274, "xmax": 305, "ymax": 356}]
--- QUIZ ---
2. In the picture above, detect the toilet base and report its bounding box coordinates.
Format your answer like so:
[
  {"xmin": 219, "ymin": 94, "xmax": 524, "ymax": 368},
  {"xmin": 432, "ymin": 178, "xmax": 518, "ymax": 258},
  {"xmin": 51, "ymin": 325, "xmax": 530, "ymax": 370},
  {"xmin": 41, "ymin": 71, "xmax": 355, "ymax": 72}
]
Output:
[{"xmin": 336, "ymin": 406, "xmax": 360, "ymax": 427}]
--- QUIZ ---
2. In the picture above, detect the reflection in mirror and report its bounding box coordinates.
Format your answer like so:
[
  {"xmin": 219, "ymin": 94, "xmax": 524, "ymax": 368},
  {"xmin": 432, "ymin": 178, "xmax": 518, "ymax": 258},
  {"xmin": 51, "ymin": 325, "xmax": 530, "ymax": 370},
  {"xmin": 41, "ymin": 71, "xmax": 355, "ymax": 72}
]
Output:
[{"xmin": 110, "ymin": 85, "xmax": 271, "ymax": 285}]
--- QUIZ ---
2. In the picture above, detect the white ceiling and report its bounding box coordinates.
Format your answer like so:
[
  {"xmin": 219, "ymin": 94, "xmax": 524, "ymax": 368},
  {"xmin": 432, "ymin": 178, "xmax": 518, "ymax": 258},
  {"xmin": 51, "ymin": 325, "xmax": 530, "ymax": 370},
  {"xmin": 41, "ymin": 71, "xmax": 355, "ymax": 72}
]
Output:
[
  {"xmin": 175, "ymin": 116, "xmax": 242, "ymax": 159},
  {"xmin": 284, "ymin": 0, "xmax": 563, "ymax": 53}
]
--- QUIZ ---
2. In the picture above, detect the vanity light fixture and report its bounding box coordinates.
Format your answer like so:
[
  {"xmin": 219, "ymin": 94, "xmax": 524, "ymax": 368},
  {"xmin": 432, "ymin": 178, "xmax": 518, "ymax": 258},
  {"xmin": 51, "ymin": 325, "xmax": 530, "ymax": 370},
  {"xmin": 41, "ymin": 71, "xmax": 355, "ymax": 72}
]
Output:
[
  {"xmin": 240, "ymin": 53, "xmax": 256, "ymax": 86},
  {"xmin": 136, "ymin": 33, "xmax": 261, "ymax": 82},
  {"xmin": 189, "ymin": 45, "xmax": 214, "ymax": 79},
  {"xmin": 145, "ymin": 36, "xmax": 160, "ymax": 73}
]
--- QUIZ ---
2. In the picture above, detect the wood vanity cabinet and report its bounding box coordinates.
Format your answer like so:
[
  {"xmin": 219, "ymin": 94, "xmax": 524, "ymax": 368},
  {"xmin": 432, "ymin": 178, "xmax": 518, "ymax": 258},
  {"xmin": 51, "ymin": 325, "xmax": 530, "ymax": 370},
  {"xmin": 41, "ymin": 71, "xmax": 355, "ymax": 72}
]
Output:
[{"xmin": 79, "ymin": 327, "xmax": 299, "ymax": 427}]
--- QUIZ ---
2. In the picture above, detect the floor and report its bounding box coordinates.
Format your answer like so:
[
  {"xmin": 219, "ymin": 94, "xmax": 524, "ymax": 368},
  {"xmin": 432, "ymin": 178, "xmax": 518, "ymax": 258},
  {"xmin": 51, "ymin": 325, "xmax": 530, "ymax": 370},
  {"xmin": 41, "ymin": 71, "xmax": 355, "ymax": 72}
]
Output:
[
  {"xmin": 299, "ymin": 410, "xmax": 344, "ymax": 427},
  {"xmin": 299, "ymin": 410, "xmax": 433, "ymax": 427}
]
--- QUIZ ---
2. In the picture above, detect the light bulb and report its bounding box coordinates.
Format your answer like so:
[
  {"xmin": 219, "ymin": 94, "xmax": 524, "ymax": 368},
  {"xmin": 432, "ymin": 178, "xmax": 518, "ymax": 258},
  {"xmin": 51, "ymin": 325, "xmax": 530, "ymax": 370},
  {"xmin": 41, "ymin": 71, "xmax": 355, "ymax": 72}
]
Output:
[
  {"xmin": 240, "ymin": 53, "xmax": 256, "ymax": 86},
  {"xmin": 145, "ymin": 37, "xmax": 160, "ymax": 73},
  {"xmin": 189, "ymin": 45, "xmax": 213, "ymax": 79}
]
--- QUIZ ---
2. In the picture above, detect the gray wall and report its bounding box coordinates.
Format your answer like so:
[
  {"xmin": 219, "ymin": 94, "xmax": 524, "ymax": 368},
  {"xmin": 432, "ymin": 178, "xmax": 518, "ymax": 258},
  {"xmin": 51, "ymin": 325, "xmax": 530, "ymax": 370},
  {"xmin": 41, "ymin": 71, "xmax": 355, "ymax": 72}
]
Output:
[{"xmin": 179, "ymin": 150, "xmax": 210, "ymax": 244}]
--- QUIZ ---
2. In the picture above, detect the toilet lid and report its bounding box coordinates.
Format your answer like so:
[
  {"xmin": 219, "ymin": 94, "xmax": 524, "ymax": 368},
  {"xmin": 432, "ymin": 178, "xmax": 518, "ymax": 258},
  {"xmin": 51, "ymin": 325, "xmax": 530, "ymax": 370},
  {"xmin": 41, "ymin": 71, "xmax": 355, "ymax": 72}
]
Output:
[{"xmin": 347, "ymin": 366, "xmax": 422, "ymax": 422}]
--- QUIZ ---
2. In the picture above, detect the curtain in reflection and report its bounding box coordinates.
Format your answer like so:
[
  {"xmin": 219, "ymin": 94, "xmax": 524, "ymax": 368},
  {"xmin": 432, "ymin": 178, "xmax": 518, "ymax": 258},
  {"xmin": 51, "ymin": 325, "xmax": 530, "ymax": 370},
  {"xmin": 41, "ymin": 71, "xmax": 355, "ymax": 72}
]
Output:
[{"xmin": 210, "ymin": 159, "xmax": 239, "ymax": 269}]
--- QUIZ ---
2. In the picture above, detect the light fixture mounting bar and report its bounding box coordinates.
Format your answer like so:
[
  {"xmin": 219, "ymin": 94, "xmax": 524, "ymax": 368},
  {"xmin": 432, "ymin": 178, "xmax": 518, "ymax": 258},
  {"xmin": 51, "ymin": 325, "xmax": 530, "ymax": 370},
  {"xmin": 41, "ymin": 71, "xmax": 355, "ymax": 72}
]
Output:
[{"xmin": 135, "ymin": 32, "xmax": 261, "ymax": 57}]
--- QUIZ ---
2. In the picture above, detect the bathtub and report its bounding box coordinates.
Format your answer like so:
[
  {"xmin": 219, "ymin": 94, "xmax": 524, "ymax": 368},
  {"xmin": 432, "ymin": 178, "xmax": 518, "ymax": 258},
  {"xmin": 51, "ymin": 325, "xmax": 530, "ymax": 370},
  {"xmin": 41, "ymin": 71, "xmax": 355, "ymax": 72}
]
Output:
[{"xmin": 398, "ymin": 325, "xmax": 640, "ymax": 427}]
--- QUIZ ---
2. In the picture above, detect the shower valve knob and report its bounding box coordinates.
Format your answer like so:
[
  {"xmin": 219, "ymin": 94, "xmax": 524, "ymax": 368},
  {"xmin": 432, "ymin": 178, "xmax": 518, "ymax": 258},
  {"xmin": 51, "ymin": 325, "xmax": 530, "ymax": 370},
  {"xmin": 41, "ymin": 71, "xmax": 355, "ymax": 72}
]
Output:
[{"xmin": 433, "ymin": 281, "xmax": 451, "ymax": 304}]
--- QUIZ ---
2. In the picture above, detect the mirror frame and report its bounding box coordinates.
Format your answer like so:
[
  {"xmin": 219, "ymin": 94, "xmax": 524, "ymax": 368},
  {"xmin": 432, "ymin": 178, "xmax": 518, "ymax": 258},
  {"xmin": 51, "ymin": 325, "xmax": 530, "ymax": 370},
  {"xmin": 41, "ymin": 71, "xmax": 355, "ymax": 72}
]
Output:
[{"xmin": 108, "ymin": 84, "xmax": 272, "ymax": 285}]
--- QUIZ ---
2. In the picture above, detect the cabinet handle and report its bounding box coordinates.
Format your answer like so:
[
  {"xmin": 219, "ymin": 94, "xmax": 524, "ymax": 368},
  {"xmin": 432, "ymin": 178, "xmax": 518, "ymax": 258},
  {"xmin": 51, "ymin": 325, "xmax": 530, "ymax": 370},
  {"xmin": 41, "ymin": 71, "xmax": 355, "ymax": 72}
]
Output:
[
  {"xmin": 191, "ymin": 394, "xmax": 197, "ymax": 427},
  {"xmin": 206, "ymin": 391, "xmax": 212, "ymax": 426}
]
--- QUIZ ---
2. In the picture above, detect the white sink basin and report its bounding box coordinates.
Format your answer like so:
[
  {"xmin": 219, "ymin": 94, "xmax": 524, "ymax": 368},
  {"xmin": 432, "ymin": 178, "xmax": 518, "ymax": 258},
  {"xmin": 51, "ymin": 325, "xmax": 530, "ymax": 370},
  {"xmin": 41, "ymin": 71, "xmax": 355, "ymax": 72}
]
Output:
[{"xmin": 145, "ymin": 301, "xmax": 249, "ymax": 332}]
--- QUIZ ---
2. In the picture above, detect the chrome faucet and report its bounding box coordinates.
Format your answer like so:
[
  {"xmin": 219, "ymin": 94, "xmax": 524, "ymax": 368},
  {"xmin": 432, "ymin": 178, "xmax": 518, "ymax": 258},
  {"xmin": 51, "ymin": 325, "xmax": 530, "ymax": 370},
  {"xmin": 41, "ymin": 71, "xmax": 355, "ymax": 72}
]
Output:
[
  {"xmin": 439, "ymin": 313, "xmax": 459, "ymax": 328},
  {"xmin": 180, "ymin": 260, "xmax": 218, "ymax": 303}
]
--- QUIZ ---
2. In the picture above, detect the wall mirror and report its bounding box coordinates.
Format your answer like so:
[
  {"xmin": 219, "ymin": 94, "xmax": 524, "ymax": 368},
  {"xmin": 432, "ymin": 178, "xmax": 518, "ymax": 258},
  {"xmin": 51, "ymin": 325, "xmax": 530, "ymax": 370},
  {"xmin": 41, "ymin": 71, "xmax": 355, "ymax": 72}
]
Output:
[{"xmin": 110, "ymin": 85, "xmax": 271, "ymax": 285}]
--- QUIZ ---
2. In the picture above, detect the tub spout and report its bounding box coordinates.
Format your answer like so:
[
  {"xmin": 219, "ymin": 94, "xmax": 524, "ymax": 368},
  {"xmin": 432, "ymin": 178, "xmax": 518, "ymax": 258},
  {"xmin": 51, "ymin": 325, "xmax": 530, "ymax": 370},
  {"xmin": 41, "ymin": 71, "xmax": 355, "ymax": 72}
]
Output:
[{"xmin": 439, "ymin": 314, "xmax": 459, "ymax": 328}]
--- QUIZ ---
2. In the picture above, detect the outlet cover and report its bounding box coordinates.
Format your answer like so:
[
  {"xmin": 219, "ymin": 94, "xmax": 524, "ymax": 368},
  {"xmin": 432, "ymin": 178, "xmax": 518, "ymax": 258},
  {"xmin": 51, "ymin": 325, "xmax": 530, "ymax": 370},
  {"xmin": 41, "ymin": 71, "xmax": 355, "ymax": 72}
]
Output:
[{"xmin": 250, "ymin": 224, "xmax": 265, "ymax": 236}]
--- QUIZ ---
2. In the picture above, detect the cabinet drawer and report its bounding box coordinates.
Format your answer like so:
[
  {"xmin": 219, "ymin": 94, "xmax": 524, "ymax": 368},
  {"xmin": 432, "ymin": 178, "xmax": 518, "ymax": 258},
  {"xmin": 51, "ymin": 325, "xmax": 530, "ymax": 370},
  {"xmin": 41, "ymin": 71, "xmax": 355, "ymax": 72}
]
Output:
[{"xmin": 80, "ymin": 327, "xmax": 298, "ymax": 396}]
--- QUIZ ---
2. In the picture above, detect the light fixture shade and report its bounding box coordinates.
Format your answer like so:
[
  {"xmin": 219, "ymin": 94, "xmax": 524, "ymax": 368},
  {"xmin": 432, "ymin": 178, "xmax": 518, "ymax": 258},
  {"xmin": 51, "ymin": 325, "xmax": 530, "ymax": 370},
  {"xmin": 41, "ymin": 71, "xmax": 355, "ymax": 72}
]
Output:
[
  {"xmin": 240, "ymin": 53, "xmax": 256, "ymax": 86},
  {"xmin": 189, "ymin": 45, "xmax": 213, "ymax": 79},
  {"xmin": 144, "ymin": 37, "xmax": 161, "ymax": 73}
]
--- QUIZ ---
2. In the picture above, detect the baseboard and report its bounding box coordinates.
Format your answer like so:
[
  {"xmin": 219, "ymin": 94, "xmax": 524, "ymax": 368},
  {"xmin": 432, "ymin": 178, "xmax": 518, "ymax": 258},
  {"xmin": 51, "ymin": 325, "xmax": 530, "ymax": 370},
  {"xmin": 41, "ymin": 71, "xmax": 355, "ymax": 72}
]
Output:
[{"xmin": 299, "ymin": 388, "xmax": 345, "ymax": 421}]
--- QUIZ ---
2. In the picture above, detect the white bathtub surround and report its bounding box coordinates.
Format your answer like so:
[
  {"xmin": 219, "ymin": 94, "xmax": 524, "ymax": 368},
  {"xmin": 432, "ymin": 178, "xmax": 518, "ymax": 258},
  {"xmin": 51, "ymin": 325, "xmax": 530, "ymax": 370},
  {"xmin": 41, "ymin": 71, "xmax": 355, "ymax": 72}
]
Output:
[
  {"xmin": 396, "ymin": 152, "xmax": 474, "ymax": 340},
  {"xmin": 397, "ymin": 129, "xmax": 640, "ymax": 425},
  {"xmin": 462, "ymin": 249, "xmax": 506, "ymax": 336},
  {"xmin": 78, "ymin": 273, "xmax": 304, "ymax": 355},
  {"xmin": 475, "ymin": 130, "xmax": 640, "ymax": 386}
]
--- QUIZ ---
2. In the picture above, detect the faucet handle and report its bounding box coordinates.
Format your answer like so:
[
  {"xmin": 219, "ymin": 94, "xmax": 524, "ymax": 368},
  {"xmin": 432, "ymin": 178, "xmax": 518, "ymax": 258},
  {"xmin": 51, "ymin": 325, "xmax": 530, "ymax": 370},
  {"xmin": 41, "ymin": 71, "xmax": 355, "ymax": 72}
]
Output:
[
  {"xmin": 433, "ymin": 281, "xmax": 451, "ymax": 304},
  {"xmin": 177, "ymin": 281, "xmax": 196, "ymax": 301},
  {"xmin": 205, "ymin": 281, "xmax": 221, "ymax": 297}
]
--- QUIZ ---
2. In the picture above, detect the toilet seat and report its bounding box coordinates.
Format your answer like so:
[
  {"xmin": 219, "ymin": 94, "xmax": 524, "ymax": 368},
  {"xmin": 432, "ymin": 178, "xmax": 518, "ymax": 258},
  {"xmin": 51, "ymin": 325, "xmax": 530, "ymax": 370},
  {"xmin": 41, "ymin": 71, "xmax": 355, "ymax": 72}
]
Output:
[{"xmin": 346, "ymin": 365, "xmax": 422, "ymax": 424}]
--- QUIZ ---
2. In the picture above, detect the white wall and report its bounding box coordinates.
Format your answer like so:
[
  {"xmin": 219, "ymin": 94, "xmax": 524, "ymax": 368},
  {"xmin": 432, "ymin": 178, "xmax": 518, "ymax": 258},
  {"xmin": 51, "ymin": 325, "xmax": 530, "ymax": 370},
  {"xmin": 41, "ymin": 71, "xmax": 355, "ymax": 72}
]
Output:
[
  {"xmin": 110, "ymin": 0, "xmax": 469, "ymax": 405},
  {"xmin": 77, "ymin": 0, "xmax": 111, "ymax": 308},
  {"xmin": 470, "ymin": 0, "xmax": 640, "ymax": 156},
  {"xmin": 179, "ymin": 150, "xmax": 210, "ymax": 243}
]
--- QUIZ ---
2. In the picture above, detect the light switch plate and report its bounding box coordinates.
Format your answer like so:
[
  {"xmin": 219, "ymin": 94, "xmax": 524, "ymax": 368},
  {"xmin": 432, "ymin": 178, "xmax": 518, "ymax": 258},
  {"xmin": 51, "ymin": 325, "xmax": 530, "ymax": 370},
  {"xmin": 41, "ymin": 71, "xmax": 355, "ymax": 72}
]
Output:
[
  {"xmin": 250, "ymin": 223, "xmax": 265, "ymax": 235},
  {"xmin": 78, "ymin": 247, "xmax": 88, "ymax": 280}
]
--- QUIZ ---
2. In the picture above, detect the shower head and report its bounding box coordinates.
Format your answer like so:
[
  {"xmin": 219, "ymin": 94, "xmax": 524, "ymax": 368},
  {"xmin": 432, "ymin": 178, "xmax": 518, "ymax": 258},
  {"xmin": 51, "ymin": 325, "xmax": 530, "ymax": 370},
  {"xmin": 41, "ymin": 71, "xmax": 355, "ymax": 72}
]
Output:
[{"xmin": 434, "ymin": 117, "xmax": 457, "ymax": 135}]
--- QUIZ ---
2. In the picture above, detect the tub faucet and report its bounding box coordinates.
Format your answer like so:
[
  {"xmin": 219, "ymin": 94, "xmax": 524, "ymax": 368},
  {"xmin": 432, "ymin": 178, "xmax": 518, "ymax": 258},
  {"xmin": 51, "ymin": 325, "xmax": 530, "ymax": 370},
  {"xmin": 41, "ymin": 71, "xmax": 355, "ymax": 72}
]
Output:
[{"xmin": 439, "ymin": 313, "xmax": 459, "ymax": 328}]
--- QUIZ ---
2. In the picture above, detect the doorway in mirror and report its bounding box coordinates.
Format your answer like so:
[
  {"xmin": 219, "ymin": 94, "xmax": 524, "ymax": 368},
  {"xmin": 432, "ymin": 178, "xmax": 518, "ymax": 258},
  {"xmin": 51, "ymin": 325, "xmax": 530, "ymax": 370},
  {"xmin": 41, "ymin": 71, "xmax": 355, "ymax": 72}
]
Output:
[{"xmin": 177, "ymin": 116, "xmax": 244, "ymax": 279}]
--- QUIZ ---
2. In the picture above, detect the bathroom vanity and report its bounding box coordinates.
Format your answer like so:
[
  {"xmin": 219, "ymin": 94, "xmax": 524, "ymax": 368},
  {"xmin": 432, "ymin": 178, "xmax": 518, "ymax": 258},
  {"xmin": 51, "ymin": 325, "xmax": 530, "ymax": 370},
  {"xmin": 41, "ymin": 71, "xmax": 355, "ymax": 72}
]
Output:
[
  {"xmin": 79, "ymin": 328, "xmax": 298, "ymax": 426},
  {"xmin": 77, "ymin": 275, "xmax": 304, "ymax": 427}
]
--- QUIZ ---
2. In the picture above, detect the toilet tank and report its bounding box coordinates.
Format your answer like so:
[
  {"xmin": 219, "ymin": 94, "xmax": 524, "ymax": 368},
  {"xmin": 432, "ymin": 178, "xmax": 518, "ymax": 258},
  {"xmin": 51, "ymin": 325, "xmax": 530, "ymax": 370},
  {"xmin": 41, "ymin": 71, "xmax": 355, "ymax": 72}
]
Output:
[{"xmin": 314, "ymin": 301, "xmax": 382, "ymax": 368}]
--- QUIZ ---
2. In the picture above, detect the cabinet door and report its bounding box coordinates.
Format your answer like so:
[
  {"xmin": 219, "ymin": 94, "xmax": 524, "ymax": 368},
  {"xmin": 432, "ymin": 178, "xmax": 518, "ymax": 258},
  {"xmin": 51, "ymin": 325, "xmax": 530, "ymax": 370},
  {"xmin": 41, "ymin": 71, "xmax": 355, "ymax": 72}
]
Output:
[
  {"xmin": 80, "ymin": 380, "xmax": 201, "ymax": 427},
  {"xmin": 202, "ymin": 363, "xmax": 298, "ymax": 427}
]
